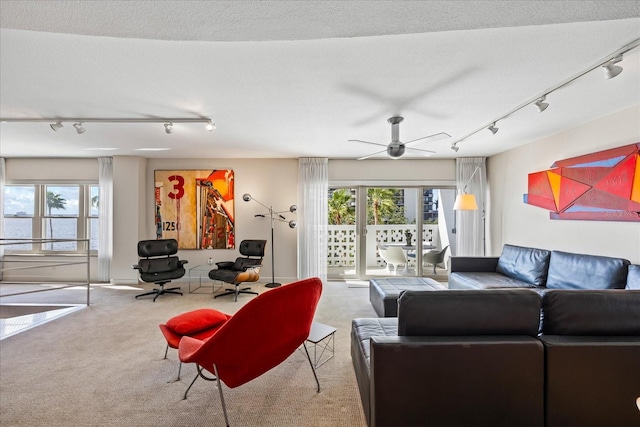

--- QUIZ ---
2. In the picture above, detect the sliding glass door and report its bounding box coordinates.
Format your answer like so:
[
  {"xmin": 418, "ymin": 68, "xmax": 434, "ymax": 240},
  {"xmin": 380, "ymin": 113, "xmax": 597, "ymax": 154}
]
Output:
[{"xmin": 327, "ymin": 185, "xmax": 455, "ymax": 281}]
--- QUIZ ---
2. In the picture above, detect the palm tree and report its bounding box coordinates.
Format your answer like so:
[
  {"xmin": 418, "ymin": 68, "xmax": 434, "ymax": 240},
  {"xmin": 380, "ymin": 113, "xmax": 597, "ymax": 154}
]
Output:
[
  {"xmin": 46, "ymin": 191, "xmax": 67, "ymax": 249},
  {"xmin": 328, "ymin": 189, "xmax": 354, "ymax": 225},
  {"xmin": 367, "ymin": 188, "xmax": 397, "ymax": 225}
]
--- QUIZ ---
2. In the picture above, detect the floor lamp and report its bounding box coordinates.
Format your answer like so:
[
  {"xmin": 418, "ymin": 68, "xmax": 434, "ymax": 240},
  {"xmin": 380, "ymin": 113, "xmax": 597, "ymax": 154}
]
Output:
[{"xmin": 242, "ymin": 193, "xmax": 297, "ymax": 288}]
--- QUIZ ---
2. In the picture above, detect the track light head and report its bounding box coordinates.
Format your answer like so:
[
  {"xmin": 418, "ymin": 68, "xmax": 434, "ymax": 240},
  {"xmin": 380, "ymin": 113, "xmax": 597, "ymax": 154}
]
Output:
[
  {"xmin": 205, "ymin": 120, "xmax": 216, "ymax": 132},
  {"xmin": 242, "ymin": 193, "xmax": 252, "ymax": 202},
  {"xmin": 50, "ymin": 121, "xmax": 63, "ymax": 132},
  {"xmin": 73, "ymin": 122, "xmax": 86, "ymax": 134},
  {"xmin": 450, "ymin": 144, "xmax": 460, "ymax": 152},
  {"xmin": 535, "ymin": 96, "xmax": 549, "ymax": 112},
  {"xmin": 164, "ymin": 122, "xmax": 174, "ymax": 134},
  {"xmin": 603, "ymin": 55, "xmax": 623, "ymax": 79},
  {"xmin": 488, "ymin": 123, "xmax": 499, "ymax": 135}
]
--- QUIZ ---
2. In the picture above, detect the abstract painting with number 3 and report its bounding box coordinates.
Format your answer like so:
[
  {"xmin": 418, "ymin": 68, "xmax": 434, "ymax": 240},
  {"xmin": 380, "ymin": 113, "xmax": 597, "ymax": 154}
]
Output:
[
  {"xmin": 524, "ymin": 143, "xmax": 640, "ymax": 222},
  {"xmin": 154, "ymin": 169, "xmax": 235, "ymax": 249}
]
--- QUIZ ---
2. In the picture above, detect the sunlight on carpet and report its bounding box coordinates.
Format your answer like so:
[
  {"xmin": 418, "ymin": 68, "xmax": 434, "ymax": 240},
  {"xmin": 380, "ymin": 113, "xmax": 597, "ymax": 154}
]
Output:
[{"xmin": 0, "ymin": 304, "xmax": 85, "ymax": 340}]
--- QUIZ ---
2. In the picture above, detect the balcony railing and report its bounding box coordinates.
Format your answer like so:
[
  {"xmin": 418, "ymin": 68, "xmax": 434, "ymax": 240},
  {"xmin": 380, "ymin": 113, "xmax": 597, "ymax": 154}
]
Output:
[{"xmin": 328, "ymin": 224, "xmax": 439, "ymax": 269}]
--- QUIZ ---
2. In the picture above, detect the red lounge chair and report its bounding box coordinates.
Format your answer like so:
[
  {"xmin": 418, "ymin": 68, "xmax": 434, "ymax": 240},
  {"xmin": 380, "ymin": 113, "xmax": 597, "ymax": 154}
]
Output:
[{"xmin": 178, "ymin": 277, "xmax": 323, "ymax": 426}]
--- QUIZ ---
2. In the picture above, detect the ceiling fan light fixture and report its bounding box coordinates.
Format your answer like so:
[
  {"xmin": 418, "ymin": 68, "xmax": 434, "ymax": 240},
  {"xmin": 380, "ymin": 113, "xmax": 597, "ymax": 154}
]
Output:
[
  {"xmin": 603, "ymin": 55, "xmax": 623, "ymax": 79},
  {"xmin": 73, "ymin": 122, "xmax": 86, "ymax": 134},
  {"xmin": 50, "ymin": 121, "xmax": 63, "ymax": 132},
  {"xmin": 488, "ymin": 123, "xmax": 499, "ymax": 135},
  {"xmin": 535, "ymin": 96, "xmax": 549, "ymax": 112},
  {"xmin": 164, "ymin": 122, "xmax": 174, "ymax": 134}
]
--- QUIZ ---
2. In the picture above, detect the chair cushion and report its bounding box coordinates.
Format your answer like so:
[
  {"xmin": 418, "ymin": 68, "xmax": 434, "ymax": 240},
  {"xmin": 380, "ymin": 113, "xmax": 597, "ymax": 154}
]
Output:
[
  {"xmin": 165, "ymin": 308, "xmax": 230, "ymax": 335},
  {"xmin": 495, "ymin": 244, "xmax": 551, "ymax": 286},
  {"xmin": 138, "ymin": 239, "xmax": 179, "ymax": 257},
  {"xmin": 139, "ymin": 256, "xmax": 182, "ymax": 274}
]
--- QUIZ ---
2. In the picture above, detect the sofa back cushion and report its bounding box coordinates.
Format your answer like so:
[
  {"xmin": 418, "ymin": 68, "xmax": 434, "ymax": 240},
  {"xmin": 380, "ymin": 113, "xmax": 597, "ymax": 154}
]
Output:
[
  {"xmin": 626, "ymin": 264, "xmax": 640, "ymax": 289},
  {"xmin": 496, "ymin": 244, "xmax": 551, "ymax": 286},
  {"xmin": 546, "ymin": 250, "xmax": 630, "ymax": 290},
  {"xmin": 542, "ymin": 290, "xmax": 640, "ymax": 335},
  {"xmin": 397, "ymin": 290, "xmax": 541, "ymax": 337}
]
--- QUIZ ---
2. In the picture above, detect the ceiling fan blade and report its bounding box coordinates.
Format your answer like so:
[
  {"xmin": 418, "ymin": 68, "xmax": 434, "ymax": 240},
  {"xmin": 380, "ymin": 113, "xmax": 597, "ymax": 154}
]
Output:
[
  {"xmin": 403, "ymin": 132, "xmax": 451, "ymax": 145},
  {"xmin": 405, "ymin": 146, "xmax": 436, "ymax": 155},
  {"xmin": 357, "ymin": 148, "xmax": 388, "ymax": 160},
  {"xmin": 348, "ymin": 139, "xmax": 388, "ymax": 148}
]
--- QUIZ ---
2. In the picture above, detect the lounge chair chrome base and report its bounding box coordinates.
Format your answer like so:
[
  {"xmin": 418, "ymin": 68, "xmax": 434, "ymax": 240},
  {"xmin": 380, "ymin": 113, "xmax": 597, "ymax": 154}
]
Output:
[{"xmin": 135, "ymin": 282, "xmax": 183, "ymax": 302}]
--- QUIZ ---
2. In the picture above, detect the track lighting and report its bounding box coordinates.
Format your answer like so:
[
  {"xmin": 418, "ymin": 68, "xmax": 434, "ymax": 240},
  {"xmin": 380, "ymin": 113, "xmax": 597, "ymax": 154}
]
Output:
[
  {"xmin": 73, "ymin": 122, "xmax": 86, "ymax": 134},
  {"xmin": 534, "ymin": 96, "xmax": 549, "ymax": 112},
  {"xmin": 450, "ymin": 144, "xmax": 460, "ymax": 152},
  {"xmin": 447, "ymin": 38, "xmax": 638, "ymax": 152},
  {"xmin": 603, "ymin": 55, "xmax": 623, "ymax": 79},
  {"xmin": 1, "ymin": 117, "xmax": 215, "ymax": 135}
]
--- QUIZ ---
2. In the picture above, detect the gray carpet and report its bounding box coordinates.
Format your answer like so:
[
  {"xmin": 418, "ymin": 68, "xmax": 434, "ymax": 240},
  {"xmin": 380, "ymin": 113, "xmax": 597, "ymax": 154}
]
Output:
[{"xmin": 0, "ymin": 280, "xmax": 375, "ymax": 426}]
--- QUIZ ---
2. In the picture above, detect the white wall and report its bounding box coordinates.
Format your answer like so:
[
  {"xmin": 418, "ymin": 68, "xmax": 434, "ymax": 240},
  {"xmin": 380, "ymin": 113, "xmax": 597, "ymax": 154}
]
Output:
[
  {"xmin": 111, "ymin": 156, "xmax": 147, "ymax": 284},
  {"xmin": 488, "ymin": 105, "xmax": 640, "ymax": 263},
  {"xmin": 329, "ymin": 159, "xmax": 455, "ymax": 185}
]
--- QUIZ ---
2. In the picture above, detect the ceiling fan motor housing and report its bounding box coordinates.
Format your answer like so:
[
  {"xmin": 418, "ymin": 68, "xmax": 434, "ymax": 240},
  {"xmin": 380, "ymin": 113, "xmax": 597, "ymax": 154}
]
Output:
[{"xmin": 387, "ymin": 143, "xmax": 405, "ymax": 158}]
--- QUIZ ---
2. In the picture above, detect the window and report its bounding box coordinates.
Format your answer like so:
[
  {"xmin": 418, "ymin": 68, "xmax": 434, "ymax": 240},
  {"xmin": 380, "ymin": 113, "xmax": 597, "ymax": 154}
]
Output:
[{"xmin": 3, "ymin": 183, "xmax": 99, "ymax": 254}]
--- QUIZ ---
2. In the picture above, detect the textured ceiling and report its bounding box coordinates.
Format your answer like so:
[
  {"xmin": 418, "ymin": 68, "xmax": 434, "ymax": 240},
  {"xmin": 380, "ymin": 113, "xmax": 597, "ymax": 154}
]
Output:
[{"xmin": 1, "ymin": 1, "xmax": 639, "ymax": 159}]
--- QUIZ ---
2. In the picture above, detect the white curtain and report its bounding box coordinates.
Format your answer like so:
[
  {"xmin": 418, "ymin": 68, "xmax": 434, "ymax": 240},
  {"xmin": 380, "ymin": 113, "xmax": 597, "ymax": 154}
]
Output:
[
  {"xmin": 98, "ymin": 157, "xmax": 113, "ymax": 282},
  {"xmin": 0, "ymin": 158, "xmax": 5, "ymax": 280},
  {"xmin": 456, "ymin": 157, "xmax": 486, "ymax": 256},
  {"xmin": 297, "ymin": 158, "xmax": 328, "ymax": 283}
]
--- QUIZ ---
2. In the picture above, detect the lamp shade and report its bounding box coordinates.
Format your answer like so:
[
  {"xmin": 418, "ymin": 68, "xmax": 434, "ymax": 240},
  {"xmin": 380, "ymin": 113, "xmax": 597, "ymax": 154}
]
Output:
[{"xmin": 453, "ymin": 193, "xmax": 478, "ymax": 211}]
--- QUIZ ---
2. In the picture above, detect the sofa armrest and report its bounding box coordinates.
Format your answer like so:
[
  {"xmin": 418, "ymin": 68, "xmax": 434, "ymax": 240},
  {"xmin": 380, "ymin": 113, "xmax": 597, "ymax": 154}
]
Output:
[
  {"xmin": 215, "ymin": 261, "xmax": 235, "ymax": 269},
  {"xmin": 450, "ymin": 256, "xmax": 499, "ymax": 272}
]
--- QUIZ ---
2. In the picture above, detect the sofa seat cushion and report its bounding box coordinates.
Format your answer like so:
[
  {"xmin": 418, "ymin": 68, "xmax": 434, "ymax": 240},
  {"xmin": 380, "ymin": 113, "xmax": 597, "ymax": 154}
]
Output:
[
  {"xmin": 351, "ymin": 318, "xmax": 398, "ymax": 368},
  {"xmin": 546, "ymin": 250, "xmax": 630, "ymax": 290},
  {"xmin": 496, "ymin": 244, "xmax": 551, "ymax": 286},
  {"xmin": 449, "ymin": 272, "xmax": 539, "ymax": 290}
]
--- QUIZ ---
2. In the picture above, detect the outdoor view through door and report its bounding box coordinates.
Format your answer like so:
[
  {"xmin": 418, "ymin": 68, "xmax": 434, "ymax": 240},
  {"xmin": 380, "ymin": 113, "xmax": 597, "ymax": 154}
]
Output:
[{"xmin": 327, "ymin": 186, "xmax": 455, "ymax": 281}]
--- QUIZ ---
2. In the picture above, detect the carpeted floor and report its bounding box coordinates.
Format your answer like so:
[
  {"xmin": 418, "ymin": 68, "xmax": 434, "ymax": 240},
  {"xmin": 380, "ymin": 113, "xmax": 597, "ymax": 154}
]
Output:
[{"xmin": 0, "ymin": 280, "xmax": 376, "ymax": 426}]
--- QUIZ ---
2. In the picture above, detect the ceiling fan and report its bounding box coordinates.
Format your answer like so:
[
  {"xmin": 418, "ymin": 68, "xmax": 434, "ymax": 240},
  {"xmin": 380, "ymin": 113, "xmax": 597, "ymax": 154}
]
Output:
[{"xmin": 349, "ymin": 116, "xmax": 450, "ymax": 160}]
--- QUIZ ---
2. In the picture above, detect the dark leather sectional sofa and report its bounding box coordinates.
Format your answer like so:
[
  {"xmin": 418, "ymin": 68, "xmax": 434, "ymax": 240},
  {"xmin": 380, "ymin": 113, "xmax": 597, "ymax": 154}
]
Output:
[
  {"xmin": 351, "ymin": 289, "xmax": 640, "ymax": 427},
  {"xmin": 449, "ymin": 244, "xmax": 638, "ymax": 291}
]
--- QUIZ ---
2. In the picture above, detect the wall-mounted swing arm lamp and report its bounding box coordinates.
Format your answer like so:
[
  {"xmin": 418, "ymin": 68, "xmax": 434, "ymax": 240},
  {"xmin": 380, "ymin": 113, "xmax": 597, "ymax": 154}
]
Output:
[
  {"xmin": 242, "ymin": 193, "xmax": 297, "ymax": 288},
  {"xmin": 0, "ymin": 117, "xmax": 216, "ymax": 134},
  {"xmin": 453, "ymin": 165, "xmax": 481, "ymax": 211}
]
